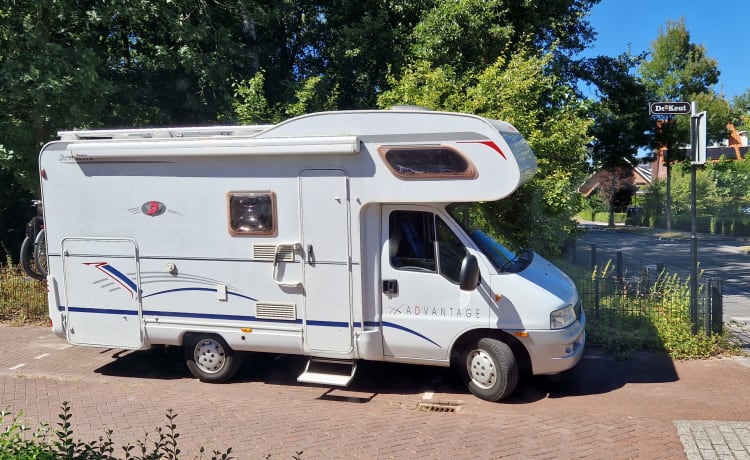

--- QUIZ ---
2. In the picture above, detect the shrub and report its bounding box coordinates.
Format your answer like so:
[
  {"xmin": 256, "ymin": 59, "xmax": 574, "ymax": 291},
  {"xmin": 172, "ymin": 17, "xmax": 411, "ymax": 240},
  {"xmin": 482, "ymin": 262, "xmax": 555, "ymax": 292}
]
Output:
[
  {"xmin": 0, "ymin": 402, "xmax": 238, "ymax": 460},
  {"xmin": 570, "ymin": 262, "xmax": 736, "ymax": 359}
]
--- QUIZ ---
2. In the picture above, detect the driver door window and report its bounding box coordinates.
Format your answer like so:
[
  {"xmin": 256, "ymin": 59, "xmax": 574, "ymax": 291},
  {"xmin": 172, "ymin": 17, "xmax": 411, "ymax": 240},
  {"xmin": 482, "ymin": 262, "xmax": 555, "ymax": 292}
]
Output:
[{"xmin": 389, "ymin": 210, "xmax": 466, "ymax": 283}]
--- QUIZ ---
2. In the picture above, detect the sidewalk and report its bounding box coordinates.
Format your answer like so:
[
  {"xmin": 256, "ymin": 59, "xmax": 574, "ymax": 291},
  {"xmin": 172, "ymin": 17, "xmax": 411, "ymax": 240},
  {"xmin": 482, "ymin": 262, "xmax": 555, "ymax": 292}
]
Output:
[{"xmin": 0, "ymin": 324, "xmax": 749, "ymax": 459}]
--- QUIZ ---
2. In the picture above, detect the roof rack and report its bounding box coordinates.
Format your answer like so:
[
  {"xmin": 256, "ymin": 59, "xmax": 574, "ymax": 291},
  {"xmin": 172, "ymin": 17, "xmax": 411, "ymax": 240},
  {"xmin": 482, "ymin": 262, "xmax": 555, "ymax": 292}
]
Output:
[{"xmin": 57, "ymin": 125, "xmax": 275, "ymax": 141}]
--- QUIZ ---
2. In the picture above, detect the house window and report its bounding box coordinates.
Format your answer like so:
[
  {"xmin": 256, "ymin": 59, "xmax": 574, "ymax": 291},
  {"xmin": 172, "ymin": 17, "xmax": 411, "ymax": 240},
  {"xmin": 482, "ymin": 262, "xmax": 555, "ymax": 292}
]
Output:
[
  {"xmin": 228, "ymin": 192, "xmax": 276, "ymax": 236},
  {"xmin": 379, "ymin": 146, "xmax": 476, "ymax": 179}
]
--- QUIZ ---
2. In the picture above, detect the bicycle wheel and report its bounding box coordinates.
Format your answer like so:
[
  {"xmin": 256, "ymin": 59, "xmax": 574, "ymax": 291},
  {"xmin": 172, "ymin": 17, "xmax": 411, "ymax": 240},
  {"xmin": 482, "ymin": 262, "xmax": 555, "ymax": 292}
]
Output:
[
  {"xmin": 33, "ymin": 228, "xmax": 47, "ymax": 278},
  {"xmin": 20, "ymin": 235, "xmax": 44, "ymax": 281}
]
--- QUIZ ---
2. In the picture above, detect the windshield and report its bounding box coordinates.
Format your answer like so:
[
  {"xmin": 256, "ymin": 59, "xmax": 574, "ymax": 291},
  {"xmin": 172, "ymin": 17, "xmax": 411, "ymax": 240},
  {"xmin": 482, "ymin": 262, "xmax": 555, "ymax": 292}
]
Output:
[{"xmin": 447, "ymin": 204, "xmax": 533, "ymax": 273}]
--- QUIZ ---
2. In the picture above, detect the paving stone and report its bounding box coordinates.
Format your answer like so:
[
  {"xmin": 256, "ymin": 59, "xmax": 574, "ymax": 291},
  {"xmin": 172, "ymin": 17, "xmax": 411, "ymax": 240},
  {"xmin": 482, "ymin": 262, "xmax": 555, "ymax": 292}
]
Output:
[{"xmin": 1, "ymin": 324, "xmax": 749, "ymax": 458}]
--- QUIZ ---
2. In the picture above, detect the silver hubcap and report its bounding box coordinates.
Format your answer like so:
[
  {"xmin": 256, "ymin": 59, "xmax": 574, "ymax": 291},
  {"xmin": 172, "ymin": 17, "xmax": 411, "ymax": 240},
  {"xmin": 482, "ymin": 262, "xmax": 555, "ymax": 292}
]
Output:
[
  {"xmin": 194, "ymin": 339, "xmax": 226, "ymax": 373},
  {"xmin": 467, "ymin": 349, "xmax": 497, "ymax": 389}
]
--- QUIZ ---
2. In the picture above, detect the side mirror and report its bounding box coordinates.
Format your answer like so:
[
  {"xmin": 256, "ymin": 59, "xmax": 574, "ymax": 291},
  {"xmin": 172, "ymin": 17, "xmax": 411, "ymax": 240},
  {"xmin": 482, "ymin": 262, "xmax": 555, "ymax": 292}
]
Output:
[{"xmin": 459, "ymin": 254, "xmax": 480, "ymax": 291}]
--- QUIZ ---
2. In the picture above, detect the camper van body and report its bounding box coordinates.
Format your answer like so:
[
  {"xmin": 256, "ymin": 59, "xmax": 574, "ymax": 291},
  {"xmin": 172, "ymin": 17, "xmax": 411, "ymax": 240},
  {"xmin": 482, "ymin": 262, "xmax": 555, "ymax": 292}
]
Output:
[{"xmin": 39, "ymin": 109, "xmax": 585, "ymax": 401}]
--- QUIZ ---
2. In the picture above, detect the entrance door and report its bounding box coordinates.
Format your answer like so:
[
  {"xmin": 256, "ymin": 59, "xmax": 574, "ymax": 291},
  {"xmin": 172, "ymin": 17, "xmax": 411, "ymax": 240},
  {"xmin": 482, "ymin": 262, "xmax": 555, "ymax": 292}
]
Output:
[
  {"xmin": 299, "ymin": 169, "xmax": 353, "ymax": 353},
  {"xmin": 62, "ymin": 238, "xmax": 143, "ymax": 349}
]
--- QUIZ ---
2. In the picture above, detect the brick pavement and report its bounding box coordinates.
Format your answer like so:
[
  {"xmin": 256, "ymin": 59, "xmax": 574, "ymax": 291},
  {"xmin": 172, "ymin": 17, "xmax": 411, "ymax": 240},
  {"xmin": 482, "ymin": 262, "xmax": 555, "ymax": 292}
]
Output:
[{"xmin": 1, "ymin": 324, "xmax": 749, "ymax": 459}]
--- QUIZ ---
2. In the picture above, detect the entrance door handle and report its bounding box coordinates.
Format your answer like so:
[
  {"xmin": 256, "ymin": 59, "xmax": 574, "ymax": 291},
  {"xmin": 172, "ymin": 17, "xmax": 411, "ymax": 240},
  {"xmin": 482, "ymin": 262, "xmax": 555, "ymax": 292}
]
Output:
[{"xmin": 383, "ymin": 279, "xmax": 398, "ymax": 296}]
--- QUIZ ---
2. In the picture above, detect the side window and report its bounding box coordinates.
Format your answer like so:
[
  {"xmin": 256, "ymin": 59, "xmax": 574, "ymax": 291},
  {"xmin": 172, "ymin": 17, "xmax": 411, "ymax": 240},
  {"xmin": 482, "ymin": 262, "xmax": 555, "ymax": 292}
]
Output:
[
  {"xmin": 379, "ymin": 146, "xmax": 477, "ymax": 179},
  {"xmin": 389, "ymin": 211, "xmax": 467, "ymax": 283},
  {"xmin": 227, "ymin": 191, "xmax": 277, "ymax": 236},
  {"xmin": 436, "ymin": 217, "xmax": 467, "ymax": 284},
  {"xmin": 389, "ymin": 211, "xmax": 436, "ymax": 272}
]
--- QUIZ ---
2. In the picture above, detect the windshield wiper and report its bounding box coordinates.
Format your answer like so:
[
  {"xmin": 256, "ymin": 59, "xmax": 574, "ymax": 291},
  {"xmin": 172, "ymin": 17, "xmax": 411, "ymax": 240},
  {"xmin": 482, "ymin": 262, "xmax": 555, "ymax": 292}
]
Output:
[{"xmin": 500, "ymin": 248, "xmax": 534, "ymax": 273}]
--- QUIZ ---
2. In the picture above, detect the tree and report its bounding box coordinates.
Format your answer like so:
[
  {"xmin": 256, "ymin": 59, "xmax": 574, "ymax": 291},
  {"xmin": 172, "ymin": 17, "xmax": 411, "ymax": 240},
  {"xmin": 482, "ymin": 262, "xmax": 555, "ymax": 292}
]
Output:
[
  {"xmin": 707, "ymin": 158, "xmax": 750, "ymax": 216},
  {"xmin": 639, "ymin": 17, "xmax": 720, "ymax": 231},
  {"xmin": 579, "ymin": 52, "xmax": 652, "ymax": 226},
  {"xmin": 408, "ymin": 0, "xmax": 598, "ymax": 73},
  {"xmin": 376, "ymin": 0, "xmax": 599, "ymax": 255},
  {"xmin": 379, "ymin": 50, "xmax": 591, "ymax": 255}
]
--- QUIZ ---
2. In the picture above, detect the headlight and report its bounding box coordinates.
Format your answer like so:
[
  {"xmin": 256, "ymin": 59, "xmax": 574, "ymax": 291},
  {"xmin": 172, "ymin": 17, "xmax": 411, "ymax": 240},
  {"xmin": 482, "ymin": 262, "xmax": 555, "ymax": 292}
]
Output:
[{"xmin": 550, "ymin": 304, "xmax": 576, "ymax": 329}]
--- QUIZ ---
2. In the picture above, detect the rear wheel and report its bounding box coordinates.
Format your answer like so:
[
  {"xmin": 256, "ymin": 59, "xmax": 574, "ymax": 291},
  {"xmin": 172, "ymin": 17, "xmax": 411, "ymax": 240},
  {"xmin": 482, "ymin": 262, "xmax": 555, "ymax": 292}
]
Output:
[
  {"xmin": 460, "ymin": 338, "xmax": 518, "ymax": 402},
  {"xmin": 184, "ymin": 334, "xmax": 242, "ymax": 383}
]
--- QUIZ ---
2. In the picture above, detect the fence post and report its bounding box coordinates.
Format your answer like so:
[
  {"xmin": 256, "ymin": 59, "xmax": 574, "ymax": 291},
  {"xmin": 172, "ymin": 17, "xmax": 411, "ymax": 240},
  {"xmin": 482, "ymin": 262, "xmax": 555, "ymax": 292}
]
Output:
[
  {"xmin": 590, "ymin": 244, "xmax": 597, "ymax": 271},
  {"xmin": 594, "ymin": 274, "xmax": 600, "ymax": 319},
  {"xmin": 709, "ymin": 278, "xmax": 723, "ymax": 334}
]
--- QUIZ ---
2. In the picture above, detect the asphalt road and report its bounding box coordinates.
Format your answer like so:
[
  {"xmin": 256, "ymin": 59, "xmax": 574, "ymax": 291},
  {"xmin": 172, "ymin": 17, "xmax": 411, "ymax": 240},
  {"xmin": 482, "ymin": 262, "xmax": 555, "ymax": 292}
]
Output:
[{"xmin": 577, "ymin": 225, "xmax": 750, "ymax": 297}]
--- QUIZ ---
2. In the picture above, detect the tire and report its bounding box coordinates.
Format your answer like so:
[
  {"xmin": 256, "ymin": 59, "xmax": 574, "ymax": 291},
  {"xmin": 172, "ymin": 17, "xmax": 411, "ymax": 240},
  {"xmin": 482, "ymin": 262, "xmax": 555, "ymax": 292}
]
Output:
[
  {"xmin": 33, "ymin": 229, "xmax": 47, "ymax": 278},
  {"xmin": 460, "ymin": 338, "xmax": 519, "ymax": 402},
  {"xmin": 185, "ymin": 334, "xmax": 242, "ymax": 383},
  {"xmin": 20, "ymin": 236, "xmax": 44, "ymax": 281}
]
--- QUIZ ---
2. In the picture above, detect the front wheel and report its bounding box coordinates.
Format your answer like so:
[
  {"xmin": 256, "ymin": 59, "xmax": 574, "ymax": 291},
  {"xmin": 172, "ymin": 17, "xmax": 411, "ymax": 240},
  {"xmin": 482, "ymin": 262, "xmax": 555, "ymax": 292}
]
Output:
[
  {"xmin": 184, "ymin": 334, "xmax": 242, "ymax": 383},
  {"xmin": 460, "ymin": 338, "xmax": 518, "ymax": 402}
]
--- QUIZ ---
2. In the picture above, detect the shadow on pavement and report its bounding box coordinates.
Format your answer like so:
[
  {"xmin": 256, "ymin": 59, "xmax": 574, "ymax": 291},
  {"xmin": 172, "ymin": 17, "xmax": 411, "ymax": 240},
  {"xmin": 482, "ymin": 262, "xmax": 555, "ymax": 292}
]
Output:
[
  {"xmin": 507, "ymin": 348, "xmax": 679, "ymax": 403},
  {"xmin": 95, "ymin": 346, "xmax": 189, "ymax": 380},
  {"xmin": 95, "ymin": 346, "xmax": 679, "ymax": 404}
]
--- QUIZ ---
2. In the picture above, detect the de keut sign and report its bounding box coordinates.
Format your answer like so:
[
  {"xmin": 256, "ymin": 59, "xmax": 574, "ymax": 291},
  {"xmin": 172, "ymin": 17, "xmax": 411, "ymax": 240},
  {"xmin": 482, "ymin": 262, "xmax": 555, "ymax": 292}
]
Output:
[{"xmin": 649, "ymin": 101, "xmax": 691, "ymax": 115}]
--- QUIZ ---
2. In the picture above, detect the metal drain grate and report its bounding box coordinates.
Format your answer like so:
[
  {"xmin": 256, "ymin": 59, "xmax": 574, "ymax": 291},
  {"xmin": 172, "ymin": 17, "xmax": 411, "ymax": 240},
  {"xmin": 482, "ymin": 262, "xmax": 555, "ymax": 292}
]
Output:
[{"xmin": 416, "ymin": 401, "xmax": 461, "ymax": 413}]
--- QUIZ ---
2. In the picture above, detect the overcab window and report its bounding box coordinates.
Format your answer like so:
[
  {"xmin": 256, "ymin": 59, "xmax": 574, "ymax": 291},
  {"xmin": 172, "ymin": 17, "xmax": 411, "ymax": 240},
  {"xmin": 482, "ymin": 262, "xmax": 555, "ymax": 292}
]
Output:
[
  {"xmin": 379, "ymin": 145, "xmax": 476, "ymax": 179},
  {"xmin": 227, "ymin": 191, "xmax": 276, "ymax": 236}
]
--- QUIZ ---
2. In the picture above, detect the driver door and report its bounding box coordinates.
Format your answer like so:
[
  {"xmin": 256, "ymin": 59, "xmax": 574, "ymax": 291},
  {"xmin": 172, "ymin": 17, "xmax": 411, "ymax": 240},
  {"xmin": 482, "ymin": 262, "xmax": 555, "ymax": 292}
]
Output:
[{"xmin": 380, "ymin": 205, "xmax": 485, "ymax": 360}]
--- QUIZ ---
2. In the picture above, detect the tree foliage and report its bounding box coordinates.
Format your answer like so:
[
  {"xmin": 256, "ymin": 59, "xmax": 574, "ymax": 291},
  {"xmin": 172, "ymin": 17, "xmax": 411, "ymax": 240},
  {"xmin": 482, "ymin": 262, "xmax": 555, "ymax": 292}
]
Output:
[
  {"xmin": 380, "ymin": 51, "xmax": 591, "ymax": 255},
  {"xmin": 0, "ymin": 0, "xmax": 610, "ymax": 257},
  {"xmin": 639, "ymin": 17, "xmax": 724, "ymax": 153},
  {"xmin": 581, "ymin": 53, "xmax": 652, "ymax": 170},
  {"xmin": 575, "ymin": 53, "xmax": 652, "ymax": 226}
]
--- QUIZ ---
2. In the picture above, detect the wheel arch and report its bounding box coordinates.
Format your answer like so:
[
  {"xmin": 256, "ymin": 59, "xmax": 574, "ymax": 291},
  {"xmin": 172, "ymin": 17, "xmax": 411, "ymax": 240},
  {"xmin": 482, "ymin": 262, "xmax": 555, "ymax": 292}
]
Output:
[{"xmin": 450, "ymin": 328, "xmax": 532, "ymax": 376}]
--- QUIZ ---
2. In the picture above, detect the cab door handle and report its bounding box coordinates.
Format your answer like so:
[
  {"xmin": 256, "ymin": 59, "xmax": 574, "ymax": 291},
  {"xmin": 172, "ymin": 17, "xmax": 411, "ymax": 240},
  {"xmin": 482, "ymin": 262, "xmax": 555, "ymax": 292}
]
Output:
[{"xmin": 383, "ymin": 279, "xmax": 398, "ymax": 296}]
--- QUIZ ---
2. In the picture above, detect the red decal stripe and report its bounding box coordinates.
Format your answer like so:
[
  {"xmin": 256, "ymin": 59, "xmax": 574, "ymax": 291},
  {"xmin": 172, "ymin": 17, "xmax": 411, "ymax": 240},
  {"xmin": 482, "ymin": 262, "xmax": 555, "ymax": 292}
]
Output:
[{"xmin": 457, "ymin": 140, "xmax": 507, "ymax": 159}]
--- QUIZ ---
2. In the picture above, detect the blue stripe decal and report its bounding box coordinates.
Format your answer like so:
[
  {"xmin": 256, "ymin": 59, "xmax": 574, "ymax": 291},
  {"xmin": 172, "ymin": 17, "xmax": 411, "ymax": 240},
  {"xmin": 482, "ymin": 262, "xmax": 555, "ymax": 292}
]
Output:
[
  {"xmin": 100, "ymin": 264, "xmax": 138, "ymax": 292},
  {"xmin": 143, "ymin": 310, "xmax": 303, "ymax": 324},
  {"xmin": 306, "ymin": 319, "xmax": 350, "ymax": 328},
  {"xmin": 142, "ymin": 287, "xmax": 257, "ymax": 301},
  {"xmin": 66, "ymin": 306, "xmax": 138, "ymax": 316},
  {"xmin": 57, "ymin": 308, "xmax": 440, "ymax": 348},
  {"xmin": 382, "ymin": 321, "xmax": 442, "ymax": 348}
]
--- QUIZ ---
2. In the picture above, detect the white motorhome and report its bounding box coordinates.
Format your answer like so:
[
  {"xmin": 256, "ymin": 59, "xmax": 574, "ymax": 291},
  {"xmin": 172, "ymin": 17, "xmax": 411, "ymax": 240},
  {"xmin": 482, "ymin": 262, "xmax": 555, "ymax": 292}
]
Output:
[{"xmin": 39, "ymin": 108, "xmax": 585, "ymax": 401}]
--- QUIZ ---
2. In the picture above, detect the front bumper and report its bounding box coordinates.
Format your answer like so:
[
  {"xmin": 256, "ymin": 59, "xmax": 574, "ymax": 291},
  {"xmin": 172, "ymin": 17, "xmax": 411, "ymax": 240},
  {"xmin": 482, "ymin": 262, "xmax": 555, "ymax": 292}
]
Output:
[{"xmin": 522, "ymin": 310, "xmax": 586, "ymax": 375}]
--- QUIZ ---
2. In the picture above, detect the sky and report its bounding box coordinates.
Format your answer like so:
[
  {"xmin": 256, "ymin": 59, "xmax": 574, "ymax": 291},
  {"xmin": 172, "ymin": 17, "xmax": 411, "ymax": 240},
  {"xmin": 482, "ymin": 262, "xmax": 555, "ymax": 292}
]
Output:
[{"xmin": 579, "ymin": 0, "xmax": 749, "ymax": 101}]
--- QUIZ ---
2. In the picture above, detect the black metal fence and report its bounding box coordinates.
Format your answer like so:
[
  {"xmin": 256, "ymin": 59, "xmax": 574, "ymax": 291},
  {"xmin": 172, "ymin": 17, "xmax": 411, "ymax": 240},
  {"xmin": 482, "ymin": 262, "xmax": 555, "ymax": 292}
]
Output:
[
  {"xmin": 0, "ymin": 264, "xmax": 47, "ymax": 323},
  {"xmin": 570, "ymin": 242, "xmax": 723, "ymax": 335}
]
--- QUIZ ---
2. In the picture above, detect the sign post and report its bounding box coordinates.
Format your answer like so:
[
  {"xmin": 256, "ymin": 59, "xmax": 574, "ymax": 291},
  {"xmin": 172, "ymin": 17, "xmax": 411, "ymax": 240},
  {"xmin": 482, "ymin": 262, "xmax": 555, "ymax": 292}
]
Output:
[
  {"xmin": 689, "ymin": 102, "xmax": 706, "ymax": 333},
  {"xmin": 650, "ymin": 100, "xmax": 706, "ymax": 333}
]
